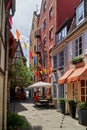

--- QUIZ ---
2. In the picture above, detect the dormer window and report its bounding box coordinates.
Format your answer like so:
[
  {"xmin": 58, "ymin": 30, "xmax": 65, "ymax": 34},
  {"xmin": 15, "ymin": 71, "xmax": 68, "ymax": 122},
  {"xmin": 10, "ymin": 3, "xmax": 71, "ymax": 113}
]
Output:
[{"xmin": 76, "ymin": 1, "xmax": 84, "ymax": 26}]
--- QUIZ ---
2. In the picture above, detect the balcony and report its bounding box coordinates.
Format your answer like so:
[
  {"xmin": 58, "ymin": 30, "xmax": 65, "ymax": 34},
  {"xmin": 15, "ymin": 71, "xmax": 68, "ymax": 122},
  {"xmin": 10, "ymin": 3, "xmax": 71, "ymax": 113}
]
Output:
[{"xmin": 35, "ymin": 30, "xmax": 41, "ymax": 38}]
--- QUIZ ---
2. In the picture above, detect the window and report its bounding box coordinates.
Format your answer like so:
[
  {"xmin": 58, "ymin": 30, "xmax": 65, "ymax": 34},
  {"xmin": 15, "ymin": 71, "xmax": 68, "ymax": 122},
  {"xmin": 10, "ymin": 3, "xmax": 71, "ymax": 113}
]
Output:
[
  {"xmin": 53, "ymin": 55, "xmax": 57, "ymax": 69},
  {"xmin": 81, "ymin": 80, "xmax": 87, "ymax": 101},
  {"xmin": 15, "ymin": 51, "xmax": 21, "ymax": 57},
  {"xmin": 32, "ymin": 23, "xmax": 34, "ymax": 30},
  {"xmin": 75, "ymin": 36, "xmax": 82, "ymax": 57},
  {"xmin": 59, "ymin": 84, "xmax": 64, "ymax": 98},
  {"xmin": 59, "ymin": 50, "xmax": 64, "ymax": 67},
  {"xmin": 56, "ymin": 26, "xmax": 67, "ymax": 44},
  {"xmin": 43, "ymin": 37, "xmax": 46, "ymax": 46},
  {"xmin": 43, "ymin": 1, "xmax": 46, "ymax": 11},
  {"xmin": 43, "ymin": 51, "xmax": 46, "ymax": 68},
  {"xmin": 43, "ymin": 19, "xmax": 46, "ymax": 28},
  {"xmin": 76, "ymin": 1, "xmax": 84, "ymax": 25},
  {"xmin": 49, "ymin": 28, "xmax": 53, "ymax": 40},
  {"xmin": 34, "ymin": 45, "xmax": 36, "ymax": 52},
  {"xmin": 49, "ymin": 7, "xmax": 53, "ymax": 19}
]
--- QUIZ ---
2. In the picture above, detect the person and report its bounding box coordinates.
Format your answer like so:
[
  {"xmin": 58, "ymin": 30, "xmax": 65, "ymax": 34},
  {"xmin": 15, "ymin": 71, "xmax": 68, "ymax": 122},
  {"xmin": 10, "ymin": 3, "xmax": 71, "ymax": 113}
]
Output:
[{"xmin": 33, "ymin": 92, "xmax": 40, "ymax": 102}]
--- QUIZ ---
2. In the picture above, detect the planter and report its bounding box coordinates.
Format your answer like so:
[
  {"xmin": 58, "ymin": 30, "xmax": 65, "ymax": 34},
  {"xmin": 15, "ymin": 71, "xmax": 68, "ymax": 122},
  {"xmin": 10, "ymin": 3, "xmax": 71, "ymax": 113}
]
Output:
[
  {"xmin": 68, "ymin": 100, "xmax": 77, "ymax": 118},
  {"xmin": 59, "ymin": 98, "xmax": 66, "ymax": 114},
  {"xmin": 60, "ymin": 102, "xmax": 66, "ymax": 114},
  {"xmin": 78, "ymin": 102, "xmax": 87, "ymax": 125},
  {"xmin": 69, "ymin": 104, "xmax": 76, "ymax": 118}
]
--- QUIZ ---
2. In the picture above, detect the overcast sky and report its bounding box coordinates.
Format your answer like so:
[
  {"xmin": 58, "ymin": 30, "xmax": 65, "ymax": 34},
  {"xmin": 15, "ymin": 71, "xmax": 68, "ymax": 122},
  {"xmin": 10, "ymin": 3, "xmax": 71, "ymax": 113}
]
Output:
[
  {"xmin": 12, "ymin": 0, "xmax": 42, "ymax": 66},
  {"xmin": 12, "ymin": 0, "xmax": 42, "ymax": 38}
]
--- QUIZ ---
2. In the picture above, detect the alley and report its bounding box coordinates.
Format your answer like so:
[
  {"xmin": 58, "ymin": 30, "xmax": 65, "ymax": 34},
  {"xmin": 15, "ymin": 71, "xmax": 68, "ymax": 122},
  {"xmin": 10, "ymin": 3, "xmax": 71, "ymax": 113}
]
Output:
[{"xmin": 14, "ymin": 99, "xmax": 87, "ymax": 130}]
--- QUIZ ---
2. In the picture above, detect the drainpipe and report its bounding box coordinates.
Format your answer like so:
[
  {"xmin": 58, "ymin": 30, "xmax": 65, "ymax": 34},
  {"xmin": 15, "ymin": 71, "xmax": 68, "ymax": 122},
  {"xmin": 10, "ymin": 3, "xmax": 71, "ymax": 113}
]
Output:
[{"xmin": 3, "ymin": 13, "xmax": 9, "ymax": 130}]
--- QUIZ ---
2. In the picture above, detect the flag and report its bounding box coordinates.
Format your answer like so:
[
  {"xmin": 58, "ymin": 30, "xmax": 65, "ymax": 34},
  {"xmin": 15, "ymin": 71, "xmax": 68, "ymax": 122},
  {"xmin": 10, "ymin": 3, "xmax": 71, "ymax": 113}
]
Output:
[
  {"xmin": 34, "ymin": 56, "xmax": 37, "ymax": 65},
  {"xmin": 38, "ymin": 62, "xmax": 40, "ymax": 67},
  {"xmin": 6, "ymin": 0, "xmax": 11, "ymax": 12},
  {"xmin": 40, "ymin": 71, "xmax": 42, "ymax": 75},
  {"xmin": 8, "ymin": 16, "xmax": 12, "ymax": 28},
  {"xmin": 16, "ymin": 29, "xmax": 20, "ymax": 40},
  {"xmin": 24, "ymin": 41, "xmax": 27, "ymax": 49},
  {"xmin": 43, "ymin": 68, "xmax": 46, "ymax": 74},
  {"xmin": 30, "ymin": 50, "xmax": 33, "ymax": 59}
]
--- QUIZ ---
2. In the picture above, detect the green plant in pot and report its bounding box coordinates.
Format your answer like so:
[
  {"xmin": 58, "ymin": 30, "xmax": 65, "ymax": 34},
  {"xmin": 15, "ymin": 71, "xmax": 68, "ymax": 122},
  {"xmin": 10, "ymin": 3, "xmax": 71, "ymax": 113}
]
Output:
[
  {"xmin": 68, "ymin": 100, "xmax": 77, "ymax": 118},
  {"xmin": 7, "ymin": 113, "xmax": 28, "ymax": 130},
  {"xmin": 59, "ymin": 98, "xmax": 66, "ymax": 114},
  {"xmin": 78, "ymin": 102, "xmax": 87, "ymax": 125}
]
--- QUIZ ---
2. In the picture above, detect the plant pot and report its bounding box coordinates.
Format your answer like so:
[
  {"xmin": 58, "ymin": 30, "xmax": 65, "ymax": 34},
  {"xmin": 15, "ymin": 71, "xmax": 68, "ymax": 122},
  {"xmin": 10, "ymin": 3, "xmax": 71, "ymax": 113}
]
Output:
[
  {"xmin": 69, "ymin": 105, "xmax": 76, "ymax": 118},
  {"xmin": 60, "ymin": 102, "xmax": 66, "ymax": 114},
  {"xmin": 78, "ymin": 109, "xmax": 87, "ymax": 125}
]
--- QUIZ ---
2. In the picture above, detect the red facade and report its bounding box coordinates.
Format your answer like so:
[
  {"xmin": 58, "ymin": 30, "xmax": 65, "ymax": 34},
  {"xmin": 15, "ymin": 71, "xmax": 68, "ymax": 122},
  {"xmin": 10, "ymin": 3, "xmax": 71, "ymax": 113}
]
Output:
[{"xmin": 36, "ymin": 0, "xmax": 80, "ymax": 82}]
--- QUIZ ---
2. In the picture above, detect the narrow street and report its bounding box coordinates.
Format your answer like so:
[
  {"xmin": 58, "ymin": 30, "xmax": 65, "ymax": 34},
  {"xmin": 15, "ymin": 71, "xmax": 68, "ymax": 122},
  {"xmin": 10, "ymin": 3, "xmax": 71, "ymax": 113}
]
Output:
[{"xmin": 13, "ymin": 98, "xmax": 87, "ymax": 130}]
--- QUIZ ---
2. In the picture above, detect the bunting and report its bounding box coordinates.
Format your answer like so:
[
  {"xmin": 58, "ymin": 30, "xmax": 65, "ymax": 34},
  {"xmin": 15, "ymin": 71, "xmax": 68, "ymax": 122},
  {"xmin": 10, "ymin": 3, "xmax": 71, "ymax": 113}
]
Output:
[
  {"xmin": 38, "ymin": 62, "xmax": 40, "ymax": 67},
  {"xmin": 40, "ymin": 71, "xmax": 42, "ymax": 75},
  {"xmin": 34, "ymin": 56, "xmax": 37, "ymax": 65},
  {"xmin": 30, "ymin": 50, "xmax": 33, "ymax": 59},
  {"xmin": 24, "ymin": 41, "xmax": 27, "ymax": 49},
  {"xmin": 43, "ymin": 68, "xmax": 46, "ymax": 74},
  {"xmin": 6, "ymin": 0, "xmax": 11, "ymax": 12},
  {"xmin": 16, "ymin": 29, "xmax": 20, "ymax": 40}
]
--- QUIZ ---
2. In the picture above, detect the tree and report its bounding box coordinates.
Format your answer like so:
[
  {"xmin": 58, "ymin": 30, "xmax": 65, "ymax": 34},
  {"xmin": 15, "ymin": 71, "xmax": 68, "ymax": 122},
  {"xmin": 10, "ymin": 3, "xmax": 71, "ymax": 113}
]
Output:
[{"xmin": 11, "ymin": 58, "xmax": 33, "ymax": 87}]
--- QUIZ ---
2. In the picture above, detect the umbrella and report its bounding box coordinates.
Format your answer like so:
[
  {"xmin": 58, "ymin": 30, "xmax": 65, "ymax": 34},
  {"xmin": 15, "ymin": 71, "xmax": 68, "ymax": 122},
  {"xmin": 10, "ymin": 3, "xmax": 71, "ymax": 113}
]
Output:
[{"xmin": 28, "ymin": 81, "xmax": 52, "ymax": 89}]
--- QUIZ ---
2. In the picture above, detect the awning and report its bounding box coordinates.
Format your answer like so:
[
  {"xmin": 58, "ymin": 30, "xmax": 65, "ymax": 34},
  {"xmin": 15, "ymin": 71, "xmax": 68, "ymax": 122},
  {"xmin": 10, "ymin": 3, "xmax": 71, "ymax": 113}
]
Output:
[
  {"xmin": 67, "ymin": 65, "xmax": 87, "ymax": 83},
  {"xmin": 58, "ymin": 69, "xmax": 74, "ymax": 84}
]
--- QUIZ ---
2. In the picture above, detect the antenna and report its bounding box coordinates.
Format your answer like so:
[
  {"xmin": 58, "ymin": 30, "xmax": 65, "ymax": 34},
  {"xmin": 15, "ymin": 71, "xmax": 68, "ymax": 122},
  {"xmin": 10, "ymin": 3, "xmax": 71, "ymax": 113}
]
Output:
[{"xmin": 36, "ymin": 4, "xmax": 38, "ymax": 14}]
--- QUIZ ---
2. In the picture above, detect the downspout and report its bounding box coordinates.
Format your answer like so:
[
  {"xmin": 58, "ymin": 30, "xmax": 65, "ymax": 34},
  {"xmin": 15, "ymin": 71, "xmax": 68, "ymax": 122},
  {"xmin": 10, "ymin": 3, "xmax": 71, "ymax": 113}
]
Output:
[{"xmin": 3, "ymin": 13, "xmax": 9, "ymax": 130}]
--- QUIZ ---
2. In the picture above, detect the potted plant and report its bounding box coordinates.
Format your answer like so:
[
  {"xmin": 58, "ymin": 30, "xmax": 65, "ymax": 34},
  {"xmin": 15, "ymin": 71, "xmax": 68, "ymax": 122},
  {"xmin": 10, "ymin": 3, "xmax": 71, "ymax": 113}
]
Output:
[
  {"xmin": 78, "ymin": 102, "xmax": 87, "ymax": 125},
  {"xmin": 72, "ymin": 56, "xmax": 83, "ymax": 64},
  {"xmin": 68, "ymin": 100, "xmax": 77, "ymax": 118},
  {"xmin": 59, "ymin": 98, "xmax": 66, "ymax": 114},
  {"xmin": 7, "ymin": 113, "xmax": 28, "ymax": 130}
]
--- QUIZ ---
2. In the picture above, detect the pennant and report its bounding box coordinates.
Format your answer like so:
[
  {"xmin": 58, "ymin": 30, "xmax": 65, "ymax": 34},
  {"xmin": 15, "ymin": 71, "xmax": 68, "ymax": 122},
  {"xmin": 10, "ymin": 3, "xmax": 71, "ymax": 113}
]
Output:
[
  {"xmin": 38, "ymin": 62, "xmax": 40, "ymax": 67},
  {"xmin": 8, "ymin": 16, "xmax": 12, "ymax": 28},
  {"xmin": 49, "ymin": 67, "xmax": 52, "ymax": 72},
  {"xmin": 6, "ymin": 0, "xmax": 11, "ymax": 12},
  {"xmin": 35, "ymin": 71, "xmax": 39, "ymax": 76},
  {"xmin": 24, "ymin": 41, "xmax": 27, "ymax": 49},
  {"xmin": 30, "ymin": 50, "xmax": 33, "ymax": 59},
  {"xmin": 34, "ymin": 56, "xmax": 37, "ymax": 65},
  {"xmin": 40, "ymin": 71, "xmax": 42, "ymax": 75},
  {"xmin": 16, "ymin": 29, "xmax": 20, "ymax": 40},
  {"xmin": 43, "ymin": 68, "xmax": 46, "ymax": 74}
]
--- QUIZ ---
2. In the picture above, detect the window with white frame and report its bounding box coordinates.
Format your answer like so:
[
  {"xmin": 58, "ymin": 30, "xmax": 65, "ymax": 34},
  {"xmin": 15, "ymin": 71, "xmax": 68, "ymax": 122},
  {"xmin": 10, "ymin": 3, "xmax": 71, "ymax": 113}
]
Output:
[
  {"xmin": 53, "ymin": 55, "xmax": 57, "ymax": 69},
  {"xmin": 75, "ymin": 36, "xmax": 83, "ymax": 57},
  {"xmin": 76, "ymin": 1, "xmax": 84, "ymax": 25},
  {"xmin": 49, "ymin": 28, "xmax": 53, "ymax": 40},
  {"xmin": 49, "ymin": 6, "xmax": 53, "ymax": 19}
]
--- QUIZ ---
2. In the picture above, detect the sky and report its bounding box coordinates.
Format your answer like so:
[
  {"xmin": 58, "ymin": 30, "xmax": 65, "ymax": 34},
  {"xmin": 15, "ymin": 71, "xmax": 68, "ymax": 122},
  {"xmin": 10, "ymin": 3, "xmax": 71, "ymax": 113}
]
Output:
[{"xmin": 12, "ymin": 0, "xmax": 42, "ymax": 66}]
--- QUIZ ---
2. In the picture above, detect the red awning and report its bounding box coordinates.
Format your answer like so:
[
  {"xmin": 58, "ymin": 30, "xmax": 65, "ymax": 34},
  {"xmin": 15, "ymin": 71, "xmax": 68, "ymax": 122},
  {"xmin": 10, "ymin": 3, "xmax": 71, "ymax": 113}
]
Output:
[
  {"xmin": 58, "ymin": 69, "xmax": 74, "ymax": 84},
  {"xmin": 67, "ymin": 64, "xmax": 87, "ymax": 83}
]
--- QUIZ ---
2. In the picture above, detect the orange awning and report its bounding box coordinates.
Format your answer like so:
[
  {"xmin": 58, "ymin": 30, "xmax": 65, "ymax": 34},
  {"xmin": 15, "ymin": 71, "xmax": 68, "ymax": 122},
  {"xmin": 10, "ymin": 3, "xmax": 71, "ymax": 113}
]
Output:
[
  {"xmin": 67, "ymin": 64, "xmax": 87, "ymax": 83},
  {"xmin": 58, "ymin": 69, "xmax": 74, "ymax": 84}
]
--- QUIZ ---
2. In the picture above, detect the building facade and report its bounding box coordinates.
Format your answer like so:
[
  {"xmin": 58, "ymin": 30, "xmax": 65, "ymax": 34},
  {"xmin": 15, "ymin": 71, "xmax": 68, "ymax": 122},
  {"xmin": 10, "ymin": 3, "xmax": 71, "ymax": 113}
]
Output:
[
  {"xmin": 35, "ymin": 0, "xmax": 80, "ymax": 99},
  {"xmin": 30, "ymin": 11, "xmax": 39, "ymax": 82}
]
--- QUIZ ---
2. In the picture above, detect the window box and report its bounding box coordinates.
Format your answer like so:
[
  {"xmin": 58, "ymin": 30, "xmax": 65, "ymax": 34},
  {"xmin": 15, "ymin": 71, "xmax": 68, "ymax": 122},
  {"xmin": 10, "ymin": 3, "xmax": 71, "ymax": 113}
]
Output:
[{"xmin": 72, "ymin": 56, "xmax": 83, "ymax": 64}]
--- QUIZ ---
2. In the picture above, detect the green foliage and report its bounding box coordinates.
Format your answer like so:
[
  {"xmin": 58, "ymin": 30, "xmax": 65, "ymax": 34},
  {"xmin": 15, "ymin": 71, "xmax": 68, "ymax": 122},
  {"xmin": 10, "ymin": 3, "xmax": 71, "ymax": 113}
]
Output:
[
  {"xmin": 7, "ymin": 113, "xmax": 28, "ymax": 130},
  {"xmin": 78, "ymin": 102, "xmax": 87, "ymax": 109},
  {"xmin": 11, "ymin": 58, "xmax": 33, "ymax": 87},
  {"xmin": 72, "ymin": 56, "xmax": 83, "ymax": 64},
  {"xmin": 68, "ymin": 100, "xmax": 77, "ymax": 106},
  {"xmin": 59, "ymin": 98, "xmax": 66, "ymax": 104}
]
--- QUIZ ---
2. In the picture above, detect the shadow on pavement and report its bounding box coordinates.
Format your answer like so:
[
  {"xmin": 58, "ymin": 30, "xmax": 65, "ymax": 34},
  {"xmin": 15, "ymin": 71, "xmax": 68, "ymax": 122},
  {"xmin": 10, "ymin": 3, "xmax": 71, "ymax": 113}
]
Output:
[{"xmin": 20, "ymin": 116, "xmax": 43, "ymax": 130}]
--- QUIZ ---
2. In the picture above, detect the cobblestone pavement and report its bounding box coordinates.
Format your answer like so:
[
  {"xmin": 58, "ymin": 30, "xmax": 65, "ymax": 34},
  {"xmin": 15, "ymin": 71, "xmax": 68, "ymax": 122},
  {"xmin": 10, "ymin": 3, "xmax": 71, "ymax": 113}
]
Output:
[{"xmin": 14, "ymin": 98, "xmax": 87, "ymax": 130}]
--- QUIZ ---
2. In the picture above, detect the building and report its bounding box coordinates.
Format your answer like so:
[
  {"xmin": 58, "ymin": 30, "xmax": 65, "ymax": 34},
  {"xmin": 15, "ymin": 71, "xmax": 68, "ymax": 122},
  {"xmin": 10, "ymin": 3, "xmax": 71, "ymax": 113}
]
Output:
[
  {"xmin": 52, "ymin": 0, "xmax": 87, "ymax": 112},
  {"xmin": 0, "ymin": 0, "xmax": 16, "ymax": 129},
  {"xmin": 30, "ymin": 11, "xmax": 39, "ymax": 82},
  {"xmin": 35, "ymin": 0, "xmax": 80, "ymax": 99}
]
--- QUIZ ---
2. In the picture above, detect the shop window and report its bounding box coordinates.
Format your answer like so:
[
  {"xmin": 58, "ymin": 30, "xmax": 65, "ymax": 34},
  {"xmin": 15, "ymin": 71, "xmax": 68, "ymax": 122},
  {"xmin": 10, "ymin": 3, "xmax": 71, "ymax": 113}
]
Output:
[
  {"xmin": 59, "ymin": 84, "xmax": 64, "ymax": 98},
  {"xmin": 49, "ymin": 28, "xmax": 53, "ymax": 40},
  {"xmin": 81, "ymin": 80, "xmax": 87, "ymax": 102},
  {"xmin": 75, "ymin": 36, "xmax": 83, "ymax": 57}
]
